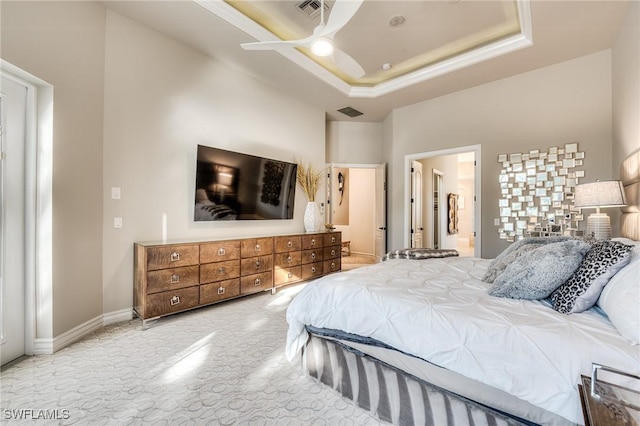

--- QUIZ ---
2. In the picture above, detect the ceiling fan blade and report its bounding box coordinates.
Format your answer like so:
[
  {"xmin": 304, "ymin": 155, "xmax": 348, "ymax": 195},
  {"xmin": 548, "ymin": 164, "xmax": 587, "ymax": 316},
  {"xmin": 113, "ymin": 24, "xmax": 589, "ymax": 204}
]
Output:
[
  {"xmin": 331, "ymin": 47, "xmax": 365, "ymax": 78},
  {"xmin": 318, "ymin": 0, "xmax": 364, "ymax": 38},
  {"xmin": 241, "ymin": 38, "xmax": 311, "ymax": 51}
]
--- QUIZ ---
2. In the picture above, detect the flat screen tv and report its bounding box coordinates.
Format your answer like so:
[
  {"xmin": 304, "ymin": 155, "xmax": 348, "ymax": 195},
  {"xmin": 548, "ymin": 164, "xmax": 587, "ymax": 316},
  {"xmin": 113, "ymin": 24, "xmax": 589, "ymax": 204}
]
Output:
[{"xmin": 194, "ymin": 145, "xmax": 297, "ymax": 221}]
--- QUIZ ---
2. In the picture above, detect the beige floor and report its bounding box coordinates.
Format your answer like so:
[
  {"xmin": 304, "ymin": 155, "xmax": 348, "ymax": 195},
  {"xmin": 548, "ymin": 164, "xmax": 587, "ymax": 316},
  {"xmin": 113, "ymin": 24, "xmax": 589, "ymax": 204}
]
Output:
[{"xmin": 340, "ymin": 253, "xmax": 378, "ymax": 271}]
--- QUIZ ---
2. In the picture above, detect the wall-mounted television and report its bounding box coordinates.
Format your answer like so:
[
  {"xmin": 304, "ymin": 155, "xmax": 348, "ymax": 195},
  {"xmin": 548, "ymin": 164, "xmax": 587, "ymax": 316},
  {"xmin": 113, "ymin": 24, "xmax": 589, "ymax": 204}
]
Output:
[{"xmin": 194, "ymin": 145, "xmax": 297, "ymax": 221}]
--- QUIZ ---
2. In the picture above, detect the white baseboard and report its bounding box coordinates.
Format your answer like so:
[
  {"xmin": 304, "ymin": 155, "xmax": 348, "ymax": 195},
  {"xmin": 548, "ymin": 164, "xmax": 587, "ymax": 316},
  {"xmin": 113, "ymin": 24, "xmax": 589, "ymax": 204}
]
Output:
[
  {"xmin": 103, "ymin": 308, "xmax": 134, "ymax": 326},
  {"xmin": 32, "ymin": 308, "xmax": 135, "ymax": 355}
]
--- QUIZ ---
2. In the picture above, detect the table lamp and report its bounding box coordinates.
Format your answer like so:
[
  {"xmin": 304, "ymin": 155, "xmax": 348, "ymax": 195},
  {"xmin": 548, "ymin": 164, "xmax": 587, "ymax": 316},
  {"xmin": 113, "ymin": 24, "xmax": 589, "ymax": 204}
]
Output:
[{"xmin": 574, "ymin": 180, "xmax": 627, "ymax": 239}]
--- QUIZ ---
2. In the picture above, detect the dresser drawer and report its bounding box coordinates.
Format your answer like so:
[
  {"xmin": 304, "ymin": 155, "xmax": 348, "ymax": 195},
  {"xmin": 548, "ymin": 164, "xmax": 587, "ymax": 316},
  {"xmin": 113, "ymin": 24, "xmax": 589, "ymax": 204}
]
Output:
[
  {"xmin": 275, "ymin": 251, "xmax": 301, "ymax": 267},
  {"xmin": 240, "ymin": 272, "xmax": 273, "ymax": 295},
  {"xmin": 301, "ymin": 262, "xmax": 323, "ymax": 280},
  {"xmin": 323, "ymin": 258, "xmax": 341, "ymax": 274},
  {"xmin": 323, "ymin": 232, "xmax": 341, "ymax": 247},
  {"xmin": 275, "ymin": 235, "xmax": 301, "ymax": 253},
  {"xmin": 147, "ymin": 244, "xmax": 199, "ymax": 271},
  {"xmin": 241, "ymin": 237, "xmax": 273, "ymax": 258},
  {"xmin": 302, "ymin": 234, "xmax": 323, "ymax": 250},
  {"xmin": 323, "ymin": 245, "xmax": 341, "ymax": 260},
  {"xmin": 241, "ymin": 255, "xmax": 273, "ymax": 276},
  {"xmin": 200, "ymin": 240, "xmax": 241, "ymax": 263},
  {"xmin": 274, "ymin": 266, "xmax": 302, "ymax": 285},
  {"xmin": 200, "ymin": 260, "xmax": 241, "ymax": 283},
  {"xmin": 200, "ymin": 278, "xmax": 240, "ymax": 305},
  {"xmin": 301, "ymin": 248, "xmax": 323, "ymax": 264},
  {"xmin": 145, "ymin": 286, "xmax": 199, "ymax": 318},
  {"xmin": 147, "ymin": 265, "xmax": 199, "ymax": 294}
]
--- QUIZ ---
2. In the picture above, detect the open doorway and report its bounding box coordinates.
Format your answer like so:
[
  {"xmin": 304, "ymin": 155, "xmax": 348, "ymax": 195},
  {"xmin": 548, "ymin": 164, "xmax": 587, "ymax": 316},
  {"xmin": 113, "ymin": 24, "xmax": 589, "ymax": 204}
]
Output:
[
  {"xmin": 327, "ymin": 163, "xmax": 386, "ymax": 269},
  {"xmin": 405, "ymin": 145, "xmax": 481, "ymax": 257}
]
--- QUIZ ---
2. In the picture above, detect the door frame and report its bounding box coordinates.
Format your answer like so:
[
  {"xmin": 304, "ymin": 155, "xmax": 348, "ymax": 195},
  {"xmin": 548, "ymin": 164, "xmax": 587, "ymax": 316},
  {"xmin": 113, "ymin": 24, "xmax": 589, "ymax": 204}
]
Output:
[
  {"xmin": 404, "ymin": 144, "xmax": 482, "ymax": 257},
  {"xmin": 432, "ymin": 168, "xmax": 444, "ymax": 249},
  {"xmin": 1, "ymin": 61, "xmax": 54, "ymax": 356}
]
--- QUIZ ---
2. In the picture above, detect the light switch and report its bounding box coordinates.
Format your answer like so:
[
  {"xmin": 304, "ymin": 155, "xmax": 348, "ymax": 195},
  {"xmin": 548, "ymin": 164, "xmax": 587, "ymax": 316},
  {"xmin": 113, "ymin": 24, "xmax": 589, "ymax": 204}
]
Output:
[
  {"xmin": 114, "ymin": 217, "xmax": 123, "ymax": 228},
  {"xmin": 111, "ymin": 187, "xmax": 121, "ymax": 200}
]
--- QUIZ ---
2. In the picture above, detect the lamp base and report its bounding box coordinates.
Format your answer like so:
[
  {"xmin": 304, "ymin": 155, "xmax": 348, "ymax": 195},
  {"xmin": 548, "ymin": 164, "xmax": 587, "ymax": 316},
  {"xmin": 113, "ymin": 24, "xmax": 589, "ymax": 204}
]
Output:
[{"xmin": 586, "ymin": 213, "xmax": 611, "ymax": 240}]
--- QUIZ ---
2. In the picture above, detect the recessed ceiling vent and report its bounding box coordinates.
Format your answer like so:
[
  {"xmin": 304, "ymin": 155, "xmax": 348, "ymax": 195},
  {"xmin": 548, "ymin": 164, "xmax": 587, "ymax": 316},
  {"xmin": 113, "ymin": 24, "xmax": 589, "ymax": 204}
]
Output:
[
  {"xmin": 337, "ymin": 106, "xmax": 363, "ymax": 118},
  {"xmin": 296, "ymin": 0, "xmax": 329, "ymax": 19}
]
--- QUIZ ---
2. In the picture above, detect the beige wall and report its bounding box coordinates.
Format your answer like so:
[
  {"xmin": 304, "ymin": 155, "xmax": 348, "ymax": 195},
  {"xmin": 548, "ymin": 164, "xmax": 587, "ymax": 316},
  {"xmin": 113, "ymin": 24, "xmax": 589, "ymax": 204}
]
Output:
[
  {"xmin": 1, "ymin": 1, "xmax": 106, "ymax": 337},
  {"xmin": 102, "ymin": 11, "xmax": 326, "ymax": 314},
  {"xmin": 386, "ymin": 50, "xmax": 613, "ymax": 258},
  {"xmin": 327, "ymin": 121, "xmax": 383, "ymax": 164},
  {"xmin": 612, "ymin": 1, "xmax": 640, "ymax": 169}
]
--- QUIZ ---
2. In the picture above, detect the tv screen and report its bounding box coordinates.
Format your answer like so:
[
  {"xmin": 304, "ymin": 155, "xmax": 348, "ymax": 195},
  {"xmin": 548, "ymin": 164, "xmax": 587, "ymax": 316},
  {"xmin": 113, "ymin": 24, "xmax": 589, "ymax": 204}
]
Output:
[{"xmin": 194, "ymin": 145, "xmax": 297, "ymax": 221}]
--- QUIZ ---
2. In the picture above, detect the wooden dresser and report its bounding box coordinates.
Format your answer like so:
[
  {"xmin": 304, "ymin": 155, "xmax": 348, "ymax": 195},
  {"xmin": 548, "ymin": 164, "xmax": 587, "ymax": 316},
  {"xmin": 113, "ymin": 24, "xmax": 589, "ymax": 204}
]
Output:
[{"xmin": 134, "ymin": 231, "xmax": 341, "ymax": 326}]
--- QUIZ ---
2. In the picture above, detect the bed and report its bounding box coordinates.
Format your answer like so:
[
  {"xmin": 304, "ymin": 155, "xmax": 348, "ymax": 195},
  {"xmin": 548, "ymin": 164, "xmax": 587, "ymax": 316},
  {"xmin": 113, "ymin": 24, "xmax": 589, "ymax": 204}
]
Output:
[{"xmin": 285, "ymin": 151, "xmax": 640, "ymax": 425}]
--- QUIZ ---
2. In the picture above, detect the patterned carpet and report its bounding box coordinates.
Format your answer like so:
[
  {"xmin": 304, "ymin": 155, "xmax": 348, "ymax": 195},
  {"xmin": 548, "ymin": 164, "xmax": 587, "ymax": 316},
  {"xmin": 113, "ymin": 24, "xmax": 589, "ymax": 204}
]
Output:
[
  {"xmin": 1, "ymin": 284, "xmax": 382, "ymax": 425},
  {"xmin": 1, "ymin": 280, "xmax": 523, "ymax": 425},
  {"xmin": 341, "ymin": 253, "xmax": 378, "ymax": 271}
]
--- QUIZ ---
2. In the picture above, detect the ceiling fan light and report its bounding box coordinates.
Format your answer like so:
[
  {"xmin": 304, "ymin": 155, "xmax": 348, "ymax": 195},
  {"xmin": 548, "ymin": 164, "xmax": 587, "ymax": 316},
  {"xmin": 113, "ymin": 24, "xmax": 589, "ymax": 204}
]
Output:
[{"xmin": 310, "ymin": 38, "xmax": 334, "ymax": 56}]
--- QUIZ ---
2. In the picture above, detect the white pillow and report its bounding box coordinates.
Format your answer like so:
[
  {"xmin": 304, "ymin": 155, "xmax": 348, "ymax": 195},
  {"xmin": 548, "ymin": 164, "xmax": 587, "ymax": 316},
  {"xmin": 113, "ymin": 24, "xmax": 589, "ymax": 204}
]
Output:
[{"xmin": 597, "ymin": 257, "xmax": 640, "ymax": 345}]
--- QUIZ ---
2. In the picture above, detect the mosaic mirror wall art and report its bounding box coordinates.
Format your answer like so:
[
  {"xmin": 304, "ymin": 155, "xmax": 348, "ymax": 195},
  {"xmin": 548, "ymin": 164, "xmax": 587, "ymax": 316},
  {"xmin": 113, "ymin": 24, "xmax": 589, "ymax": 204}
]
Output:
[{"xmin": 495, "ymin": 142, "xmax": 585, "ymax": 242}]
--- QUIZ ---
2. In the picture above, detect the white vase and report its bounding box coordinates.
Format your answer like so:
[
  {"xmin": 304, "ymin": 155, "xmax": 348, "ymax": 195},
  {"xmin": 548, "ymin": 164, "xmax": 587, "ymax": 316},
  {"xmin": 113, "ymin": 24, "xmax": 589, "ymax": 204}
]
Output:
[{"xmin": 303, "ymin": 201, "xmax": 322, "ymax": 233}]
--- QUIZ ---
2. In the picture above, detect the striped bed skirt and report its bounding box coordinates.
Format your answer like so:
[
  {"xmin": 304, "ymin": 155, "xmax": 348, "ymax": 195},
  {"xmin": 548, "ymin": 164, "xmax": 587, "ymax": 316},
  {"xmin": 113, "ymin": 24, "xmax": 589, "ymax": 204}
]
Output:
[{"xmin": 302, "ymin": 334, "xmax": 531, "ymax": 426}]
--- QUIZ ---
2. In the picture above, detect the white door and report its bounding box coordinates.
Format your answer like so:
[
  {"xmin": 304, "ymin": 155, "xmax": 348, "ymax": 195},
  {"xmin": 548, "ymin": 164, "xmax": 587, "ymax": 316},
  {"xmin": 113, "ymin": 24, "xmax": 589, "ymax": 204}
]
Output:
[
  {"xmin": 410, "ymin": 161, "xmax": 423, "ymax": 248},
  {"xmin": 1, "ymin": 75, "xmax": 27, "ymax": 365},
  {"xmin": 374, "ymin": 163, "xmax": 387, "ymax": 259}
]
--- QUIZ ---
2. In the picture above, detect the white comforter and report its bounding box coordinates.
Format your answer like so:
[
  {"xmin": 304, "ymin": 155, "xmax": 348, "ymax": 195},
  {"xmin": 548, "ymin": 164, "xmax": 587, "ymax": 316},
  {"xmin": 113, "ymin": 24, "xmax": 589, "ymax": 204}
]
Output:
[{"xmin": 286, "ymin": 257, "xmax": 640, "ymax": 424}]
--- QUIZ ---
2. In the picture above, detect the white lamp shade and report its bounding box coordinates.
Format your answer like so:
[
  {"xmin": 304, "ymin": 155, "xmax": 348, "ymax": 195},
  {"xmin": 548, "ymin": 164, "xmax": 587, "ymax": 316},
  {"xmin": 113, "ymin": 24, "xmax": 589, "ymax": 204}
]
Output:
[
  {"xmin": 574, "ymin": 180, "xmax": 627, "ymax": 208},
  {"xmin": 574, "ymin": 180, "xmax": 627, "ymax": 239}
]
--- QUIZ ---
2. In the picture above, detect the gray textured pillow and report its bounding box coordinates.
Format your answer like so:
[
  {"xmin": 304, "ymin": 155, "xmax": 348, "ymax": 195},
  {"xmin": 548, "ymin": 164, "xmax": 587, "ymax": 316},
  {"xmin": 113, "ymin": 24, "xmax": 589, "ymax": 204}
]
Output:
[
  {"xmin": 487, "ymin": 236, "xmax": 574, "ymax": 272},
  {"xmin": 551, "ymin": 240, "xmax": 633, "ymax": 314},
  {"xmin": 482, "ymin": 244, "xmax": 542, "ymax": 283},
  {"xmin": 488, "ymin": 240, "xmax": 590, "ymax": 300}
]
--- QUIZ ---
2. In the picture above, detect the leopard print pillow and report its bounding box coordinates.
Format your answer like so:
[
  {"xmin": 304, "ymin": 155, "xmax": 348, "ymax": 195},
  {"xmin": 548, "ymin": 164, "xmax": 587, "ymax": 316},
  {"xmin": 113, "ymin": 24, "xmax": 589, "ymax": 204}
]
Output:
[{"xmin": 551, "ymin": 240, "xmax": 633, "ymax": 314}]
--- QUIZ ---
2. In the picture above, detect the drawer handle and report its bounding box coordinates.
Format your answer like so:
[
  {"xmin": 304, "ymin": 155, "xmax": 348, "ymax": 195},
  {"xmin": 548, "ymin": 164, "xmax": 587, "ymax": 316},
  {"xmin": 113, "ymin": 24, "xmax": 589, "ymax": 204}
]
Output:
[
  {"xmin": 170, "ymin": 252, "xmax": 180, "ymax": 262},
  {"xmin": 331, "ymin": 249, "xmax": 336, "ymax": 256},
  {"xmin": 254, "ymin": 278, "xmax": 261, "ymax": 286},
  {"xmin": 287, "ymin": 241, "xmax": 293, "ymax": 248},
  {"xmin": 331, "ymin": 237, "xmax": 336, "ymax": 243},
  {"xmin": 311, "ymin": 239, "xmax": 316, "ymax": 246},
  {"xmin": 170, "ymin": 295, "xmax": 180, "ymax": 306},
  {"xmin": 255, "ymin": 261, "xmax": 262, "ymax": 269},
  {"xmin": 287, "ymin": 256, "xmax": 292, "ymax": 263},
  {"xmin": 255, "ymin": 244, "xmax": 261, "ymax": 252},
  {"xmin": 311, "ymin": 267, "xmax": 316, "ymax": 273},
  {"xmin": 217, "ymin": 286, "xmax": 225, "ymax": 295},
  {"xmin": 170, "ymin": 274, "xmax": 180, "ymax": 283},
  {"xmin": 287, "ymin": 272, "xmax": 293, "ymax": 278},
  {"xmin": 217, "ymin": 247, "xmax": 226, "ymax": 256},
  {"xmin": 218, "ymin": 267, "xmax": 225, "ymax": 275},
  {"xmin": 331, "ymin": 262, "xmax": 336, "ymax": 269},
  {"xmin": 311, "ymin": 253, "xmax": 316, "ymax": 260}
]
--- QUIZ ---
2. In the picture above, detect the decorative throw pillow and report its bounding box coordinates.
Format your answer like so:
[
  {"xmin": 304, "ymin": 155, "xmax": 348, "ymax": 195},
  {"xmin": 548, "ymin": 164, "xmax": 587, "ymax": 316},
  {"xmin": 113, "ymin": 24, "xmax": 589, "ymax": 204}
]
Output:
[
  {"xmin": 551, "ymin": 240, "xmax": 633, "ymax": 314},
  {"xmin": 482, "ymin": 244, "xmax": 542, "ymax": 283},
  {"xmin": 486, "ymin": 236, "xmax": 574, "ymax": 273},
  {"xmin": 488, "ymin": 240, "xmax": 590, "ymax": 300},
  {"xmin": 597, "ymin": 258, "xmax": 640, "ymax": 344}
]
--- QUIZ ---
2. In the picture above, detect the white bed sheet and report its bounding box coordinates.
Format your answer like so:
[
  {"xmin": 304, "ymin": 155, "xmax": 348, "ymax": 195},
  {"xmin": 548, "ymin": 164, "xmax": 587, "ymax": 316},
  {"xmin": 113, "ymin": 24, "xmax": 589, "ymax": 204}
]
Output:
[{"xmin": 286, "ymin": 257, "xmax": 640, "ymax": 424}]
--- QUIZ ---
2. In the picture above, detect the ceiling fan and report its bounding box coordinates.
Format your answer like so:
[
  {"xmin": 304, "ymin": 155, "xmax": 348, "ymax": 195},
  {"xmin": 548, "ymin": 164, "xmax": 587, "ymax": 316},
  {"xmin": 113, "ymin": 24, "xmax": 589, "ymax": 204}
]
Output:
[{"xmin": 240, "ymin": 0, "xmax": 366, "ymax": 78}]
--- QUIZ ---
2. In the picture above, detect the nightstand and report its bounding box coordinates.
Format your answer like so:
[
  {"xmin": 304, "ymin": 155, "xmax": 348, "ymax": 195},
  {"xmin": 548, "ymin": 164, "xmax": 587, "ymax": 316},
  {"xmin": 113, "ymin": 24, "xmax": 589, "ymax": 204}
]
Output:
[{"xmin": 578, "ymin": 364, "xmax": 640, "ymax": 426}]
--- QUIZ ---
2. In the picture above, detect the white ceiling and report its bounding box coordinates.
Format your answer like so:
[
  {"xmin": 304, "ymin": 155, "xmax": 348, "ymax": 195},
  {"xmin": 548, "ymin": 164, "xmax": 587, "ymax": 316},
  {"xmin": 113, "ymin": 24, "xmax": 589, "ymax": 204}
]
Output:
[{"xmin": 101, "ymin": 0, "xmax": 630, "ymax": 122}]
